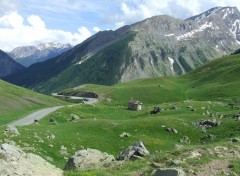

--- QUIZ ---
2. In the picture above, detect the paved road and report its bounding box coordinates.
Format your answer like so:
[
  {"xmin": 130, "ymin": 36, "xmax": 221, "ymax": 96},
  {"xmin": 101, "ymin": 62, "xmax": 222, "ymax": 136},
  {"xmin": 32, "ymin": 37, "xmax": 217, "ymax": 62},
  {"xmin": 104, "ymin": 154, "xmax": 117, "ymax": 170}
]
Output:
[
  {"xmin": 9, "ymin": 96, "xmax": 98, "ymax": 126},
  {"xmin": 9, "ymin": 106, "xmax": 63, "ymax": 126}
]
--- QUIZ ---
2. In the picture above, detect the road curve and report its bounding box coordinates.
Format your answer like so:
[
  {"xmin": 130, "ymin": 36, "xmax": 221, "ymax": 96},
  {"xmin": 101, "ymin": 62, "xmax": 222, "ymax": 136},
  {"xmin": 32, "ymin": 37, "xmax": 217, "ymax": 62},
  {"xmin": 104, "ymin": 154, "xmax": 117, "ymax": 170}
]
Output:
[
  {"xmin": 9, "ymin": 106, "xmax": 63, "ymax": 126},
  {"xmin": 9, "ymin": 96, "xmax": 98, "ymax": 126}
]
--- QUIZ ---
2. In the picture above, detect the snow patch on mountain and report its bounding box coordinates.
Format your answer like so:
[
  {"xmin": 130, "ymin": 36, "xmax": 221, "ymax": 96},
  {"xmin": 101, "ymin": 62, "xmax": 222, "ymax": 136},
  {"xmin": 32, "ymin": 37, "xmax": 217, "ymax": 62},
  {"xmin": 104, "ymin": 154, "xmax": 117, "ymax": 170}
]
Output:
[
  {"xmin": 230, "ymin": 19, "xmax": 240, "ymax": 40},
  {"xmin": 36, "ymin": 42, "xmax": 70, "ymax": 51},
  {"xmin": 165, "ymin": 34, "xmax": 175, "ymax": 37},
  {"xmin": 177, "ymin": 22, "xmax": 213, "ymax": 40},
  {"xmin": 168, "ymin": 57, "xmax": 174, "ymax": 73}
]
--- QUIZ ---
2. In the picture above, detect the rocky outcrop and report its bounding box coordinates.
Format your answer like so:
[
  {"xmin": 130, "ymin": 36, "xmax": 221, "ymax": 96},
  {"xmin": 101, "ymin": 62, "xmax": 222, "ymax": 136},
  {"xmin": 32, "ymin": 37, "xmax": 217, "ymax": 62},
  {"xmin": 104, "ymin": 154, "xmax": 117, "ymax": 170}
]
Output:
[
  {"xmin": 0, "ymin": 143, "xmax": 63, "ymax": 176},
  {"xmin": 64, "ymin": 148, "xmax": 115, "ymax": 171},
  {"xmin": 118, "ymin": 141, "xmax": 150, "ymax": 160}
]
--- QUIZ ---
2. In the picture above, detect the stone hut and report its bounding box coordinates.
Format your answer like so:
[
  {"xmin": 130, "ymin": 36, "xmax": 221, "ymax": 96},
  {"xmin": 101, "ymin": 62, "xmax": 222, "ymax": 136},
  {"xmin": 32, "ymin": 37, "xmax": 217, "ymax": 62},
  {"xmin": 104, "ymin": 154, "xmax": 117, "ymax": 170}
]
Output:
[{"xmin": 128, "ymin": 99, "xmax": 142, "ymax": 111}]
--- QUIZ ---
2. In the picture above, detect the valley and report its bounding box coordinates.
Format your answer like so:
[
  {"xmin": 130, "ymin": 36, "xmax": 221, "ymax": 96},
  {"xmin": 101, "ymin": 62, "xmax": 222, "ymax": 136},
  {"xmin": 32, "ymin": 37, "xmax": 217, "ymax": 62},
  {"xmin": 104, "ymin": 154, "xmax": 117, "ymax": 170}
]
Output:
[
  {"xmin": 1, "ymin": 54, "xmax": 240, "ymax": 175},
  {"xmin": 0, "ymin": 4, "xmax": 240, "ymax": 176}
]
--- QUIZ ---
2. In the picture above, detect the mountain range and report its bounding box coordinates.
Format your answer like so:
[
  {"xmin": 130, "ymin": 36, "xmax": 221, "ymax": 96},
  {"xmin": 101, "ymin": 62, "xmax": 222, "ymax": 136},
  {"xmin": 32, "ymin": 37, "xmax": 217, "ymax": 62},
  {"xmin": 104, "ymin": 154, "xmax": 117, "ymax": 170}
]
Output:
[
  {"xmin": 8, "ymin": 42, "xmax": 72, "ymax": 67},
  {"xmin": 0, "ymin": 50, "xmax": 25, "ymax": 78},
  {"xmin": 3, "ymin": 6, "xmax": 240, "ymax": 93}
]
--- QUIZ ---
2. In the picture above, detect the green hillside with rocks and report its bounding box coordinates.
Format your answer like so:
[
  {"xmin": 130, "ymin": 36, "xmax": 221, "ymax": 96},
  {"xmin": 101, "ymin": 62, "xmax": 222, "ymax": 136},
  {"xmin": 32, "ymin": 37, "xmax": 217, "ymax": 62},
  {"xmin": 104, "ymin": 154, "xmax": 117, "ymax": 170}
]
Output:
[{"xmin": 1, "ymin": 54, "xmax": 240, "ymax": 175}]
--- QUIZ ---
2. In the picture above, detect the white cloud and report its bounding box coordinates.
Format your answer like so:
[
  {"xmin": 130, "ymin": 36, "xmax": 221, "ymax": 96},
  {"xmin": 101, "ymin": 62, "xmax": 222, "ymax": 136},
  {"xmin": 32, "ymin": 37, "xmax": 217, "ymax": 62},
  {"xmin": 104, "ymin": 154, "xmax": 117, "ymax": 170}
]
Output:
[
  {"xmin": 93, "ymin": 26, "xmax": 101, "ymax": 33},
  {"xmin": 27, "ymin": 15, "xmax": 46, "ymax": 29},
  {"xmin": 0, "ymin": 12, "xmax": 92, "ymax": 51},
  {"xmin": 0, "ymin": 0, "xmax": 18, "ymax": 15}
]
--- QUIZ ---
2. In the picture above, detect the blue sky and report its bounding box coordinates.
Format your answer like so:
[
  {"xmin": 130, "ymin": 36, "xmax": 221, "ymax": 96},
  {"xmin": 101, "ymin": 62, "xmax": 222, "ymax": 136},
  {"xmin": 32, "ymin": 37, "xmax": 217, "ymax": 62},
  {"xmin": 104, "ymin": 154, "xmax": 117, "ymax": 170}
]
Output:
[{"xmin": 0, "ymin": 0, "xmax": 239, "ymax": 51}]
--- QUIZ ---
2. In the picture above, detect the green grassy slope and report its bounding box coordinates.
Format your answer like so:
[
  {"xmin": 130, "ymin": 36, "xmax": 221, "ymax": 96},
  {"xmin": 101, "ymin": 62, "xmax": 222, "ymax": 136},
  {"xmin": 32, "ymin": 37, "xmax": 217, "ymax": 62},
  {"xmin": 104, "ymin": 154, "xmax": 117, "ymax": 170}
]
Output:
[
  {"xmin": 0, "ymin": 80, "xmax": 67, "ymax": 125},
  {"xmin": 1, "ymin": 54, "xmax": 240, "ymax": 175},
  {"xmin": 69, "ymin": 54, "xmax": 240, "ymax": 105}
]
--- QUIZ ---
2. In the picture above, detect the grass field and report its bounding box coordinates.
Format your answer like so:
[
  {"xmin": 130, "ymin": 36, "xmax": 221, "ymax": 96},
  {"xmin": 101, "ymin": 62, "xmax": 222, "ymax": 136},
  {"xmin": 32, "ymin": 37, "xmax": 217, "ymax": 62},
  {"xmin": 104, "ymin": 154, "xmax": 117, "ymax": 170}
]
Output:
[
  {"xmin": 0, "ymin": 80, "xmax": 67, "ymax": 125},
  {"xmin": 1, "ymin": 54, "xmax": 240, "ymax": 175}
]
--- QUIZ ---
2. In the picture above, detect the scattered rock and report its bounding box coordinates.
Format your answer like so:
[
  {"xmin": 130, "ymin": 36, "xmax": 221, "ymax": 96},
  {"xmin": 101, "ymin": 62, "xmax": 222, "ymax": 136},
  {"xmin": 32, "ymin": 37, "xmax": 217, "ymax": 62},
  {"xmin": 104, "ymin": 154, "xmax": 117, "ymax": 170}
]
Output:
[
  {"xmin": 4, "ymin": 125, "xmax": 20, "ymax": 136},
  {"xmin": 188, "ymin": 150, "xmax": 202, "ymax": 159},
  {"xmin": 201, "ymin": 134, "xmax": 216, "ymax": 143},
  {"xmin": 151, "ymin": 107, "xmax": 161, "ymax": 114},
  {"xmin": 196, "ymin": 119, "xmax": 221, "ymax": 129},
  {"xmin": 49, "ymin": 118, "xmax": 57, "ymax": 125},
  {"xmin": 119, "ymin": 132, "xmax": 131, "ymax": 138},
  {"xmin": 70, "ymin": 114, "xmax": 80, "ymax": 121},
  {"xmin": 232, "ymin": 137, "xmax": 240, "ymax": 142},
  {"xmin": 48, "ymin": 144, "xmax": 53, "ymax": 148},
  {"xmin": 152, "ymin": 168, "xmax": 185, "ymax": 176},
  {"xmin": 117, "ymin": 141, "xmax": 150, "ymax": 161},
  {"xmin": 0, "ymin": 143, "xmax": 63, "ymax": 175},
  {"xmin": 171, "ymin": 105, "xmax": 180, "ymax": 110},
  {"xmin": 167, "ymin": 160, "xmax": 184, "ymax": 166},
  {"xmin": 179, "ymin": 136, "xmax": 190, "ymax": 143},
  {"xmin": 64, "ymin": 148, "xmax": 115, "ymax": 171},
  {"xmin": 166, "ymin": 128, "xmax": 178, "ymax": 134},
  {"xmin": 60, "ymin": 145, "xmax": 68, "ymax": 155},
  {"xmin": 47, "ymin": 133, "xmax": 55, "ymax": 140}
]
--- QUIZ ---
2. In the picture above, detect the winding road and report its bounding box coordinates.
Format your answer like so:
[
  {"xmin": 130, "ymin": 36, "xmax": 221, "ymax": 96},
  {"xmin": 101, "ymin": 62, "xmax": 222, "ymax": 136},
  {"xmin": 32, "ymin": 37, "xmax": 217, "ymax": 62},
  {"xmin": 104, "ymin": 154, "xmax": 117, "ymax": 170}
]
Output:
[{"xmin": 9, "ymin": 96, "xmax": 98, "ymax": 126}]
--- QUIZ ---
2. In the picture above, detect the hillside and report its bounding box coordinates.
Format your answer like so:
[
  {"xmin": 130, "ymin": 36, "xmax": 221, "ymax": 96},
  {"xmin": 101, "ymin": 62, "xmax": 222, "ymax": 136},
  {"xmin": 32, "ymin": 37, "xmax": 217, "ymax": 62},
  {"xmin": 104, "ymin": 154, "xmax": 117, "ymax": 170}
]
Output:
[
  {"xmin": 61, "ymin": 54, "xmax": 240, "ymax": 105},
  {"xmin": 4, "ymin": 6, "xmax": 240, "ymax": 94},
  {"xmin": 0, "ymin": 50, "xmax": 25, "ymax": 78},
  {"xmin": 1, "ymin": 54, "xmax": 238, "ymax": 175},
  {"xmin": 0, "ymin": 80, "xmax": 66, "ymax": 125}
]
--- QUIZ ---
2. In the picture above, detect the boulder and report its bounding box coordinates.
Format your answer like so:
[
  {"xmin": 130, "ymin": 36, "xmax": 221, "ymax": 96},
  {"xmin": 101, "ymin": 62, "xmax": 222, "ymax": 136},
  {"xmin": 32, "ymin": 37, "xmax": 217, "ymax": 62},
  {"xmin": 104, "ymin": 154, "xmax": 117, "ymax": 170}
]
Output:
[
  {"xmin": 5, "ymin": 125, "xmax": 20, "ymax": 135},
  {"xmin": 0, "ymin": 143, "xmax": 63, "ymax": 176},
  {"xmin": 152, "ymin": 168, "xmax": 185, "ymax": 176},
  {"xmin": 197, "ymin": 119, "xmax": 221, "ymax": 129},
  {"xmin": 64, "ymin": 148, "xmax": 115, "ymax": 171},
  {"xmin": 117, "ymin": 141, "xmax": 149, "ymax": 161},
  {"xmin": 70, "ymin": 114, "xmax": 80, "ymax": 121}
]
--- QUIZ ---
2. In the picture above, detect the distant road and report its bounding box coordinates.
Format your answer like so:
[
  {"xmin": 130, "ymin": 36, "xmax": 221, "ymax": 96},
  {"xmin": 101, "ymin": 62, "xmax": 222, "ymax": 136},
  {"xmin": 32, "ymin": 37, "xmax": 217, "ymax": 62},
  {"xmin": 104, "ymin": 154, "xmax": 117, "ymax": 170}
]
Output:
[{"xmin": 9, "ymin": 96, "xmax": 98, "ymax": 126}]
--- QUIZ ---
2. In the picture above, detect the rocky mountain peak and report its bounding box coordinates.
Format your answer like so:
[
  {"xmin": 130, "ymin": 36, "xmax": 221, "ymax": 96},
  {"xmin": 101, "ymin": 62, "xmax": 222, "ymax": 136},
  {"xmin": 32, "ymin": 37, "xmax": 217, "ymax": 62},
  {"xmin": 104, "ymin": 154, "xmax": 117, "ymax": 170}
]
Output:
[
  {"xmin": 186, "ymin": 6, "xmax": 238, "ymax": 22},
  {"xmin": 36, "ymin": 42, "xmax": 72, "ymax": 51},
  {"xmin": 8, "ymin": 42, "xmax": 72, "ymax": 67}
]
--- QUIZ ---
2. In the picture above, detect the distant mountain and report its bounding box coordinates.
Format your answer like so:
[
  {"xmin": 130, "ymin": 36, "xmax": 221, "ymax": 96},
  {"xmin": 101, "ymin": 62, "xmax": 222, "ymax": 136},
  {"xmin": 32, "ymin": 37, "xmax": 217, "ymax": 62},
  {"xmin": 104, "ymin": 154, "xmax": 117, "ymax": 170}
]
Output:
[
  {"xmin": 4, "ymin": 6, "xmax": 240, "ymax": 93},
  {"xmin": 8, "ymin": 42, "xmax": 72, "ymax": 67},
  {"xmin": 0, "ymin": 50, "xmax": 25, "ymax": 78}
]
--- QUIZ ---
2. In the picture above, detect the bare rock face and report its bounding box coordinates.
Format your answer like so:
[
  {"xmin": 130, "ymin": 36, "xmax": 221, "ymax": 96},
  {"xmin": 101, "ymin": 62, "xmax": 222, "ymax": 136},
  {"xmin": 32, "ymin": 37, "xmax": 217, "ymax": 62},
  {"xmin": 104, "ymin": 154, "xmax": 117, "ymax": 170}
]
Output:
[
  {"xmin": 0, "ymin": 143, "xmax": 63, "ymax": 176},
  {"xmin": 152, "ymin": 168, "xmax": 185, "ymax": 176},
  {"xmin": 118, "ymin": 141, "xmax": 150, "ymax": 160},
  {"xmin": 64, "ymin": 148, "xmax": 115, "ymax": 171}
]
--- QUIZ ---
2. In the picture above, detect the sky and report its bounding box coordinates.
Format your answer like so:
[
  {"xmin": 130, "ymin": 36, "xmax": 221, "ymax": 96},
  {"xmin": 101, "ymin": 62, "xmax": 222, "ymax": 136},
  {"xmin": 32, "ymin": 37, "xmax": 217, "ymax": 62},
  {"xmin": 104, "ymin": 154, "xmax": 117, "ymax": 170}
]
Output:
[{"xmin": 0, "ymin": 0, "xmax": 239, "ymax": 51}]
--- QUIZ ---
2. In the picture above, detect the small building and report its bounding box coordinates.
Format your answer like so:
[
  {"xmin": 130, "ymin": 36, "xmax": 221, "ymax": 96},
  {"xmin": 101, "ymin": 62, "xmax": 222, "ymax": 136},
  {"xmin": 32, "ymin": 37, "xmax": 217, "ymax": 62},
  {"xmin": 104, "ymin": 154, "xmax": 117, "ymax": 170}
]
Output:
[{"xmin": 128, "ymin": 99, "xmax": 142, "ymax": 111}]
